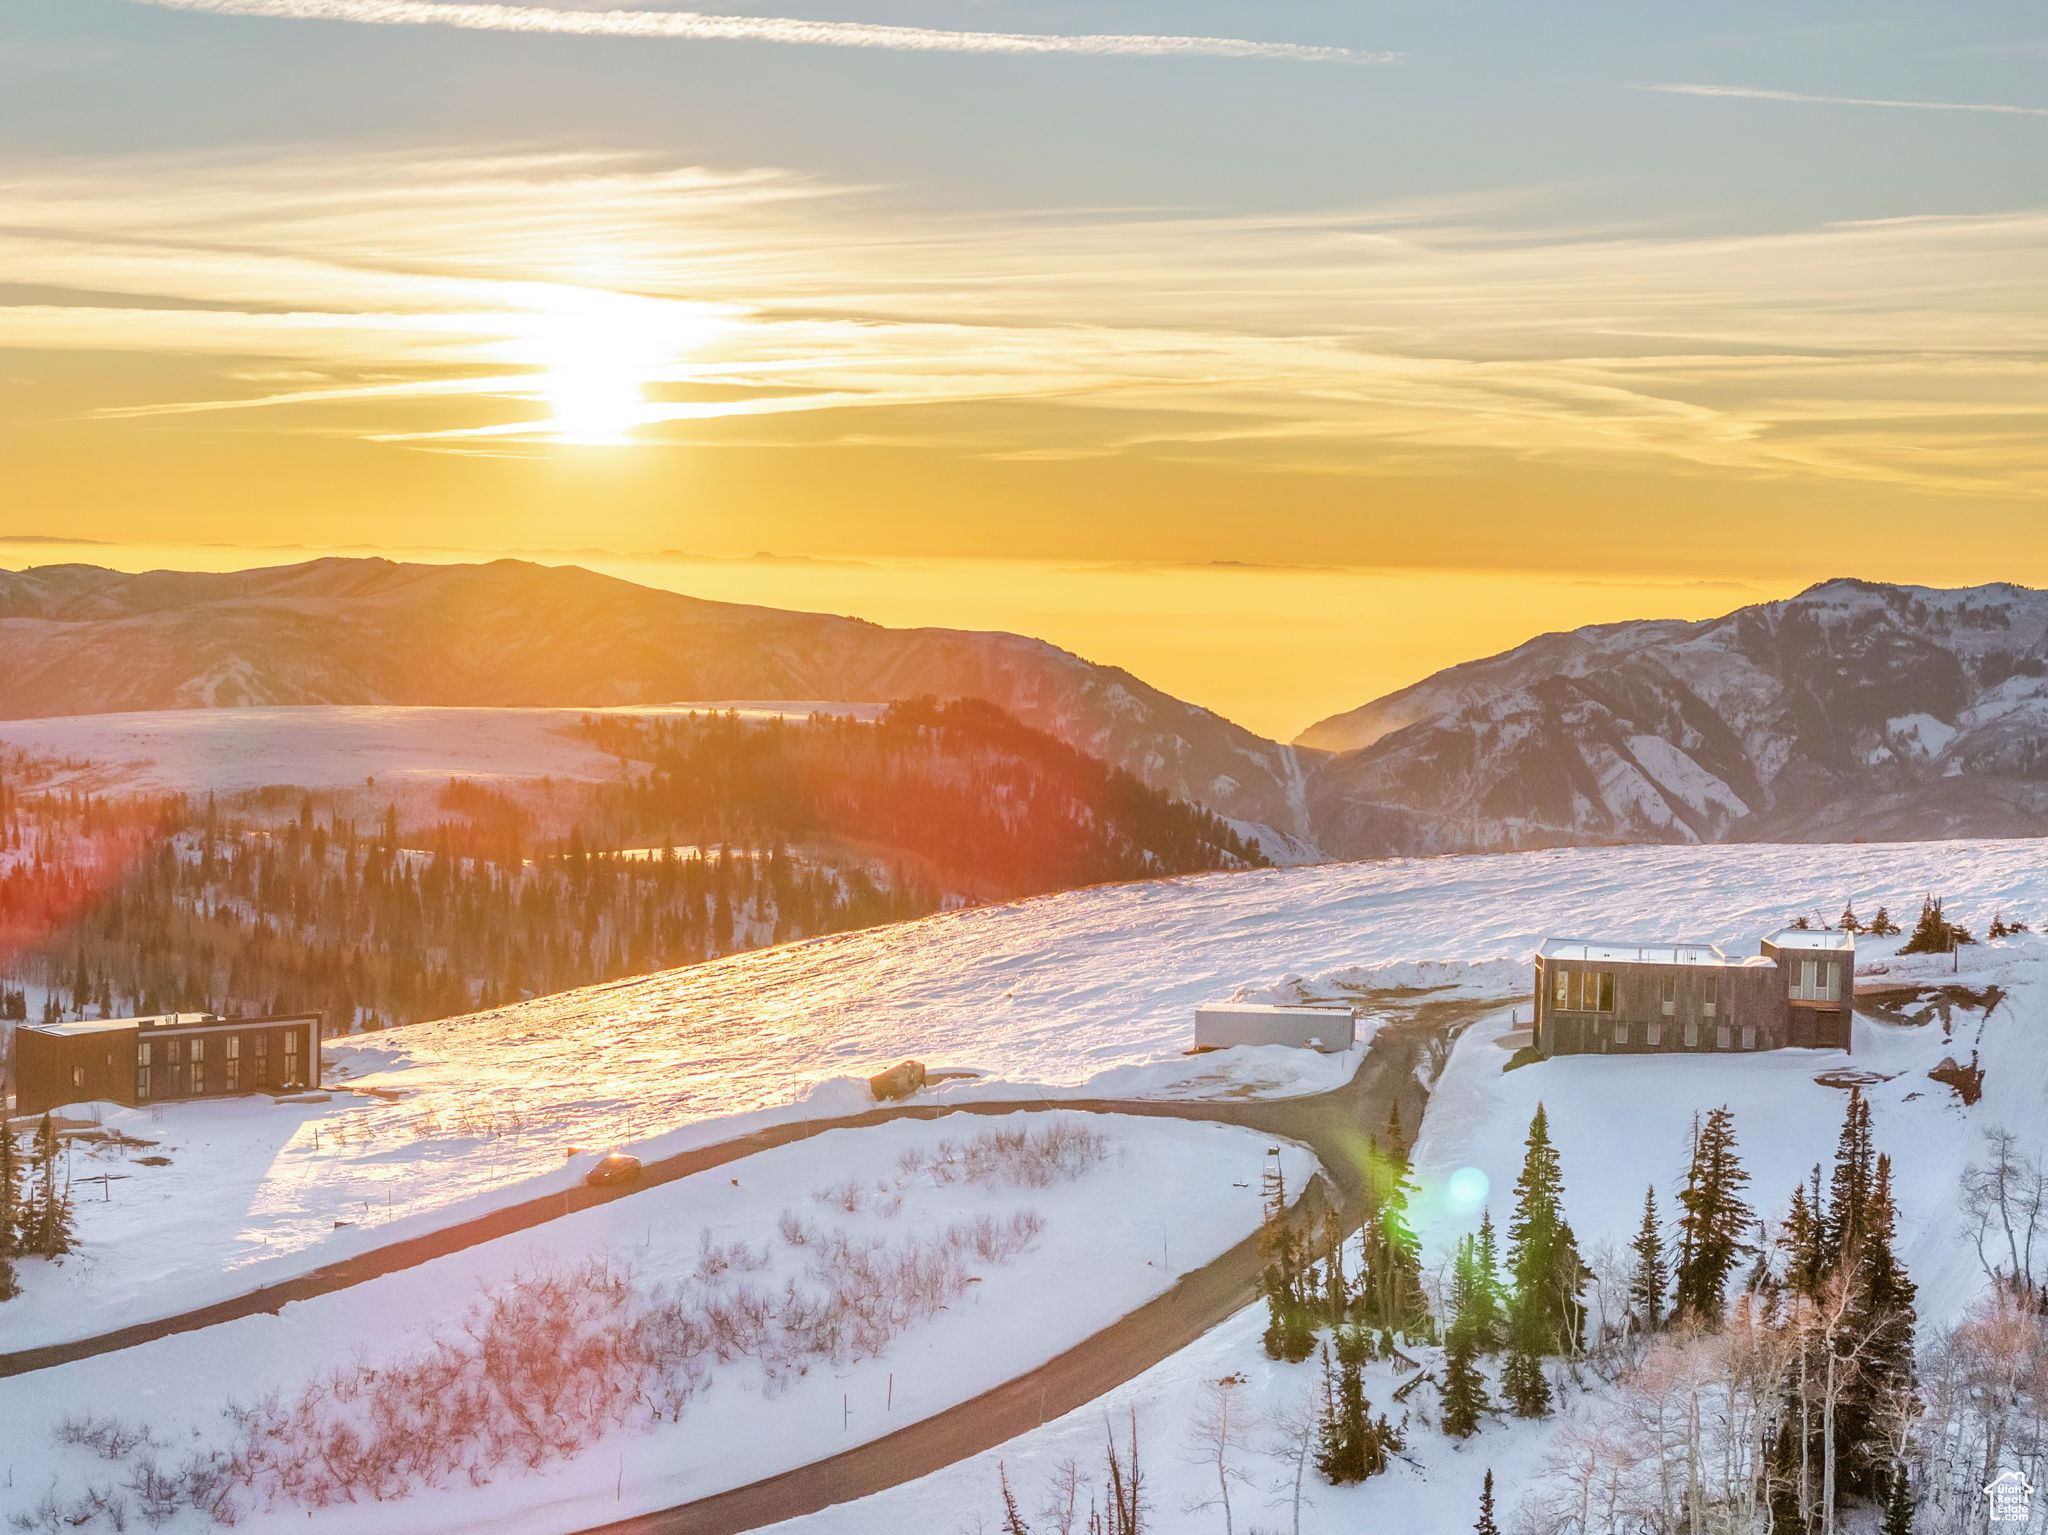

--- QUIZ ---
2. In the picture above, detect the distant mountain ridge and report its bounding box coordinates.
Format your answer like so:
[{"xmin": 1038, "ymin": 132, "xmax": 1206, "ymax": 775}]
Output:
[
  {"xmin": 11, "ymin": 562, "xmax": 2048, "ymax": 861},
  {"xmin": 0, "ymin": 558, "xmax": 1316, "ymax": 846},
  {"xmin": 1299, "ymin": 577, "xmax": 2048, "ymax": 856}
]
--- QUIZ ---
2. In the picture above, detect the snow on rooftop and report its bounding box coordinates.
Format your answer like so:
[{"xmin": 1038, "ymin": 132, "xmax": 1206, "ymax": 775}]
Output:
[
  {"xmin": 1767, "ymin": 927, "xmax": 1856, "ymax": 951},
  {"xmin": 27, "ymin": 1016, "xmax": 145, "ymax": 1037},
  {"xmin": 1537, "ymin": 937, "xmax": 1733, "ymax": 966}
]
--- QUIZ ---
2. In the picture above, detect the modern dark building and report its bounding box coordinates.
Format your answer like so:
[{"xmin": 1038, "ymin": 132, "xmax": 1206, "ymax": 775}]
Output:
[
  {"xmin": 1533, "ymin": 929, "xmax": 1853, "ymax": 1058},
  {"xmin": 11, "ymin": 1011, "xmax": 321, "ymax": 1117}
]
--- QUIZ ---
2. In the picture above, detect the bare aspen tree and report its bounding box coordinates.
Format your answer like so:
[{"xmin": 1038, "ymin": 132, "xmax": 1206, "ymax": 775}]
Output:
[{"xmin": 1183, "ymin": 1377, "xmax": 1253, "ymax": 1534}]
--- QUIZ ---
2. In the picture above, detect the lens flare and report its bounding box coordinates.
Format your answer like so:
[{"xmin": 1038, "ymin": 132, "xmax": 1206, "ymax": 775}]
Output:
[{"xmin": 1446, "ymin": 1166, "xmax": 1490, "ymax": 1213}]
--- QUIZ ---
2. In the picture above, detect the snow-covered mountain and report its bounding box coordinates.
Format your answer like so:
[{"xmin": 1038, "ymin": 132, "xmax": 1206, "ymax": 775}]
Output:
[
  {"xmin": 0, "ymin": 558, "xmax": 1314, "ymax": 840},
  {"xmin": 1299, "ymin": 578, "xmax": 2048, "ymax": 856}
]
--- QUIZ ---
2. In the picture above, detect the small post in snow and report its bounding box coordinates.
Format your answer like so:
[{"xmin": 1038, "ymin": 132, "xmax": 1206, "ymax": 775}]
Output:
[
  {"xmin": 843, "ymin": 1393, "xmax": 850, "ymax": 1431},
  {"xmin": 887, "ymin": 1373, "xmax": 894, "ymax": 1411}
]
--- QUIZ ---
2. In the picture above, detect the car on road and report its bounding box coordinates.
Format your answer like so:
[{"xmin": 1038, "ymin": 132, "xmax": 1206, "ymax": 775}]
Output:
[{"xmin": 584, "ymin": 1152, "xmax": 642, "ymax": 1187}]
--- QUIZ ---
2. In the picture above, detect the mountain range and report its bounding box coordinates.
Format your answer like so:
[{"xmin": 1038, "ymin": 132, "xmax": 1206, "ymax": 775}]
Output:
[{"xmin": 5, "ymin": 560, "xmax": 2046, "ymax": 860}]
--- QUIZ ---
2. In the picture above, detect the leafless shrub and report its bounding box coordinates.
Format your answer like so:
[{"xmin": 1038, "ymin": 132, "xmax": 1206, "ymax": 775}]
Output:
[
  {"xmin": 36, "ymin": 1163, "xmax": 1061, "ymax": 1525},
  {"xmin": 55, "ymin": 1414, "xmax": 158, "ymax": 1460},
  {"xmin": 952, "ymin": 1210, "xmax": 1047, "ymax": 1264},
  {"xmin": 815, "ymin": 1178, "xmax": 867, "ymax": 1213},
  {"xmin": 776, "ymin": 1209, "xmax": 817, "ymax": 1248},
  {"xmin": 925, "ymin": 1122, "xmax": 1113, "ymax": 1191}
]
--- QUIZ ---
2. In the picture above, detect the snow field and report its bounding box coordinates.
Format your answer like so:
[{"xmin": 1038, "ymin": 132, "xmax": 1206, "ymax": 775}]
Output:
[
  {"xmin": 18, "ymin": 837, "xmax": 2048, "ymax": 1347},
  {"xmin": 760, "ymin": 933, "xmax": 2048, "ymax": 1535},
  {"xmin": 0, "ymin": 1112, "xmax": 1315, "ymax": 1535}
]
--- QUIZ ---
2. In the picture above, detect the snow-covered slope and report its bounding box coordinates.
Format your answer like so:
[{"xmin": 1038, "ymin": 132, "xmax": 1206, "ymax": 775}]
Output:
[
  {"xmin": 0, "ymin": 1114, "xmax": 1315, "ymax": 1534},
  {"xmin": 15, "ymin": 838, "xmax": 2048, "ymax": 1352},
  {"xmin": 0, "ymin": 703, "xmax": 874, "ymax": 797},
  {"xmin": 766, "ymin": 907, "xmax": 2048, "ymax": 1535},
  {"xmin": 1300, "ymin": 579, "xmax": 2048, "ymax": 856}
]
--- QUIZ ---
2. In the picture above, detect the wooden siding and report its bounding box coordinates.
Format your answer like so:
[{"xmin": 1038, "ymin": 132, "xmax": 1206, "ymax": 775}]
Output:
[
  {"xmin": 12, "ymin": 1013, "xmax": 321, "ymax": 1117},
  {"xmin": 1534, "ymin": 956, "xmax": 1810, "ymax": 1057}
]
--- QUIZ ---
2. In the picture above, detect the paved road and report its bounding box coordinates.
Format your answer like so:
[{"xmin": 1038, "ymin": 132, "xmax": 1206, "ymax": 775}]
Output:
[
  {"xmin": 573, "ymin": 1004, "xmax": 1472, "ymax": 1535},
  {"xmin": 1, "ymin": 1000, "xmax": 1475, "ymax": 1535}
]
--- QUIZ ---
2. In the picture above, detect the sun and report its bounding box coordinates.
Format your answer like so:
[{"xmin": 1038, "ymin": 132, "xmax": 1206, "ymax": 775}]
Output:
[{"xmin": 502, "ymin": 284, "xmax": 726, "ymax": 443}]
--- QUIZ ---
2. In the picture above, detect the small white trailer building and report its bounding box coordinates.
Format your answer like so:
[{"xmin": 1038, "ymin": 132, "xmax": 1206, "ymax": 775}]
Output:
[{"xmin": 1193, "ymin": 1001, "xmax": 1356, "ymax": 1054}]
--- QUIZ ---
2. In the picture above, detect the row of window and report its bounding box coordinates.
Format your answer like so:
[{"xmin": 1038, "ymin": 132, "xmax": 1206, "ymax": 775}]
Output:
[
  {"xmin": 134, "ymin": 1032, "xmax": 300, "ymax": 1099},
  {"xmin": 1607, "ymin": 1019, "xmax": 1758, "ymax": 1050},
  {"xmin": 1553, "ymin": 969, "xmax": 1617, "ymax": 1013}
]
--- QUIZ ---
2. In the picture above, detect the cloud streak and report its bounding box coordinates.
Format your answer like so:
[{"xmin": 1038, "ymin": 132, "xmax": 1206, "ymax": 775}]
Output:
[
  {"xmin": 126, "ymin": 0, "xmax": 1382, "ymax": 62},
  {"xmin": 1640, "ymin": 82, "xmax": 2048, "ymax": 118}
]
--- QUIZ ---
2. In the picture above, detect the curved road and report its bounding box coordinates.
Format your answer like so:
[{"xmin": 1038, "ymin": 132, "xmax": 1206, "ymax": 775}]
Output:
[{"xmin": 1, "ymin": 1002, "xmax": 1478, "ymax": 1534}]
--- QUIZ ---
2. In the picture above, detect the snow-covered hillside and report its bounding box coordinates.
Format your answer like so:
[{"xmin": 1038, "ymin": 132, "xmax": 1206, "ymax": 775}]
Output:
[
  {"xmin": 765, "ymin": 906, "xmax": 2048, "ymax": 1535},
  {"xmin": 0, "ymin": 703, "xmax": 875, "ymax": 797},
  {"xmin": 0, "ymin": 1114, "xmax": 1314, "ymax": 1534},
  {"xmin": 13, "ymin": 838, "xmax": 2048, "ymax": 1355}
]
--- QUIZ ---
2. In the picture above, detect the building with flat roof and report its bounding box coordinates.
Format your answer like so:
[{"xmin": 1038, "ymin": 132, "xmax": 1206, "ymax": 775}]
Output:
[
  {"xmin": 1193, "ymin": 1001, "xmax": 1356, "ymax": 1053},
  {"xmin": 11, "ymin": 1011, "xmax": 321, "ymax": 1117},
  {"xmin": 1533, "ymin": 929, "xmax": 1853, "ymax": 1058}
]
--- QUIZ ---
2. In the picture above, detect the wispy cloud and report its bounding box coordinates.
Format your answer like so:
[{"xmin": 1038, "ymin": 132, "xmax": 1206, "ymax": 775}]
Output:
[
  {"xmin": 125, "ymin": 0, "xmax": 1383, "ymax": 62},
  {"xmin": 3, "ymin": 149, "xmax": 2045, "ymax": 496},
  {"xmin": 1639, "ymin": 82, "xmax": 2048, "ymax": 118}
]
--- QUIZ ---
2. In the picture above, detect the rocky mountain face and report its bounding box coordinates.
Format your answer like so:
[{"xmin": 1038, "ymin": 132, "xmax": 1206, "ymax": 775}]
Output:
[
  {"xmin": 1299, "ymin": 579, "xmax": 2048, "ymax": 857},
  {"xmin": 0, "ymin": 558, "xmax": 1316, "ymax": 844}
]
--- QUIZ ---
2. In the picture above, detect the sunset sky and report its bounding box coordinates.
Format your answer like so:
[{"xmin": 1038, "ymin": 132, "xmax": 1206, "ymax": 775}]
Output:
[{"xmin": 3, "ymin": 0, "xmax": 2045, "ymax": 734}]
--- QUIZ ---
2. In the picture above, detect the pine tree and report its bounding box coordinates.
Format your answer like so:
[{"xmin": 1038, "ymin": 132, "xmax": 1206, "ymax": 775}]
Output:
[
  {"xmin": 1506, "ymin": 1104, "xmax": 1586, "ymax": 1358},
  {"xmin": 1258, "ymin": 1172, "xmax": 1315, "ymax": 1363},
  {"xmin": 1900, "ymin": 895, "xmax": 1971, "ymax": 954},
  {"xmin": 1314, "ymin": 1328, "xmax": 1400, "ymax": 1483},
  {"xmin": 1626, "ymin": 1184, "xmax": 1667, "ymax": 1333},
  {"xmin": 1838, "ymin": 903, "xmax": 1862, "ymax": 934},
  {"xmin": 1440, "ymin": 1313, "xmax": 1489, "ymax": 1438},
  {"xmin": 1839, "ymin": 1154, "xmax": 1919, "ymax": 1500},
  {"xmin": 1471, "ymin": 1210, "xmax": 1508, "ymax": 1351},
  {"xmin": 1358, "ymin": 1104, "xmax": 1428, "ymax": 1337},
  {"xmin": 1671, "ymin": 1106, "xmax": 1753, "ymax": 1327},
  {"xmin": 998, "ymin": 1463, "xmax": 1033, "ymax": 1535},
  {"xmin": 1501, "ymin": 1345, "xmax": 1550, "ymax": 1418},
  {"xmin": 25, "ymin": 1114, "xmax": 74, "ymax": 1259},
  {"xmin": 1474, "ymin": 1469, "xmax": 1501, "ymax": 1535},
  {"xmin": 1823, "ymin": 1091, "xmax": 1874, "ymax": 1273},
  {"xmin": 1866, "ymin": 905, "xmax": 1900, "ymax": 937},
  {"xmin": 1778, "ymin": 1171, "xmax": 1827, "ymax": 1302},
  {"xmin": 0, "ymin": 1125, "xmax": 19, "ymax": 1302}
]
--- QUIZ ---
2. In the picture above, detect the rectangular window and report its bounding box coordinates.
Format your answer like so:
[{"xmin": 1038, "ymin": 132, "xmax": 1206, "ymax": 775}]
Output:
[
  {"xmin": 136, "ymin": 1066, "xmax": 153, "ymax": 1099},
  {"xmin": 224, "ymin": 1059, "xmax": 240, "ymax": 1092},
  {"xmin": 192, "ymin": 1064, "xmax": 206, "ymax": 1094},
  {"xmin": 1717, "ymin": 1024, "xmax": 1732, "ymax": 1050},
  {"xmin": 1613, "ymin": 1020, "xmax": 1630, "ymax": 1045},
  {"xmin": 225, "ymin": 1035, "xmax": 242, "ymax": 1060},
  {"xmin": 1555, "ymin": 971, "xmax": 1569, "ymax": 1007},
  {"xmin": 71, "ymin": 1065, "xmax": 86, "ymax": 1089},
  {"xmin": 1789, "ymin": 959, "xmax": 1842, "ymax": 1003},
  {"xmin": 1646, "ymin": 1021, "xmax": 1662, "ymax": 1047},
  {"xmin": 190, "ymin": 1037, "xmax": 205, "ymax": 1063},
  {"xmin": 138, "ymin": 1041, "xmax": 153, "ymax": 1066},
  {"xmin": 253, "ymin": 1032, "xmax": 267, "ymax": 1056},
  {"xmin": 1597, "ymin": 972, "xmax": 1615, "ymax": 1012},
  {"xmin": 1660, "ymin": 971, "xmax": 1678, "ymax": 1015},
  {"xmin": 1742, "ymin": 1025, "xmax": 1757, "ymax": 1050},
  {"xmin": 1703, "ymin": 998, "xmax": 1718, "ymax": 1018},
  {"xmin": 167, "ymin": 1039, "xmax": 183, "ymax": 1065},
  {"xmin": 1684, "ymin": 1020, "xmax": 1699, "ymax": 1048}
]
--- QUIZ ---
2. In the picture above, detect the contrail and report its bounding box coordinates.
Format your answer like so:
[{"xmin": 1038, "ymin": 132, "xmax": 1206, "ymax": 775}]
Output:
[
  {"xmin": 128, "ymin": 0, "xmax": 1387, "ymax": 62},
  {"xmin": 1639, "ymin": 82, "xmax": 2048, "ymax": 118}
]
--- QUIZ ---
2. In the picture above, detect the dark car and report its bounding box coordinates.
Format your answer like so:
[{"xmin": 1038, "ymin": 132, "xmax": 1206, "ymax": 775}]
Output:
[{"xmin": 585, "ymin": 1152, "xmax": 643, "ymax": 1188}]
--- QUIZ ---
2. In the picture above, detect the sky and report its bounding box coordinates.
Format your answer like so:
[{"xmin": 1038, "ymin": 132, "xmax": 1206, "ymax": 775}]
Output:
[{"xmin": 2, "ymin": 0, "xmax": 2045, "ymax": 734}]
